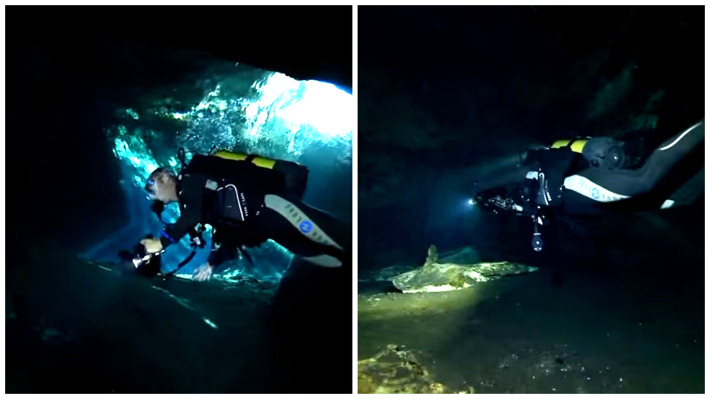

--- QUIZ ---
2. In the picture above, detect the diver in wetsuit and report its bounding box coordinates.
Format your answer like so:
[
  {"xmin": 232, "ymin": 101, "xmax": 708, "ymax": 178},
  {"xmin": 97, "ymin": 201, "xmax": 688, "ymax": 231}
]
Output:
[
  {"xmin": 558, "ymin": 120, "xmax": 704, "ymax": 213},
  {"xmin": 139, "ymin": 152, "xmax": 350, "ymax": 281},
  {"xmin": 473, "ymin": 119, "xmax": 704, "ymax": 251}
]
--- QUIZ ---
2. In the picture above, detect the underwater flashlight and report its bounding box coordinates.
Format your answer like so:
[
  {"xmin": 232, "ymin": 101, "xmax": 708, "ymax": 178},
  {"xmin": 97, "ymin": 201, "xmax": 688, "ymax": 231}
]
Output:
[
  {"xmin": 133, "ymin": 249, "xmax": 165, "ymax": 267},
  {"xmin": 133, "ymin": 252, "xmax": 161, "ymax": 268},
  {"xmin": 118, "ymin": 240, "xmax": 165, "ymax": 278},
  {"xmin": 468, "ymin": 198, "xmax": 475, "ymax": 206},
  {"xmin": 131, "ymin": 244, "xmax": 165, "ymax": 278},
  {"xmin": 531, "ymin": 217, "xmax": 544, "ymax": 252},
  {"xmin": 531, "ymin": 232, "xmax": 543, "ymax": 252}
]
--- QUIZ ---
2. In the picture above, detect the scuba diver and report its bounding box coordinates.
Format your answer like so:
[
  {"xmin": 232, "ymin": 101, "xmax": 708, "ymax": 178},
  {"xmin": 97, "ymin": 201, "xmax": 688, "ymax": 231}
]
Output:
[
  {"xmin": 133, "ymin": 149, "xmax": 350, "ymax": 281},
  {"xmin": 472, "ymin": 120, "xmax": 704, "ymax": 252}
]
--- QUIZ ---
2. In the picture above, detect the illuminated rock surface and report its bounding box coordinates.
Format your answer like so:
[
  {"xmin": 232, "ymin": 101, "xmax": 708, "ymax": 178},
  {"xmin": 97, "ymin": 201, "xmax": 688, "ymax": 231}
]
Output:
[
  {"xmin": 390, "ymin": 245, "xmax": 538, "ymax": 293},
  {"xmin": 358, "ymin": 344, "xmax": 473, "ymax": 394}
]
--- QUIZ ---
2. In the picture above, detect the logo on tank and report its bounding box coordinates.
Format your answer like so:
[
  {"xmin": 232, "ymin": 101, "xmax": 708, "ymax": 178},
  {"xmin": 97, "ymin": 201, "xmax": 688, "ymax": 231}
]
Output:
[
  {"xmin": 591, "ymin": 187, "xmax": 600, "ymax": 199},
  {"xmin": 299, "ymin": 220, "xmax": 313, "ymax": 233}
]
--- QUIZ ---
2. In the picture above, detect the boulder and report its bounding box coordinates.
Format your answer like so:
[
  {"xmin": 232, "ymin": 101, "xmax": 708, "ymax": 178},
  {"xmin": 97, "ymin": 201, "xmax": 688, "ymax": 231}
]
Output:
[
  {"xmin": 358, "ymin": 344, "xmax": 472, "ymax": 394},
  {"xmin": 391, "ymin": 245, "xmax": 537, "ymax": 293}
]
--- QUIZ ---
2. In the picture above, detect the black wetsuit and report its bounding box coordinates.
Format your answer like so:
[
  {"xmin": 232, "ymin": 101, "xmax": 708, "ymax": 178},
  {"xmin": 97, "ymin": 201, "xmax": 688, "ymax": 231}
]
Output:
[
  {"xmin": 475, "ymin": 120, "xmax": 705, "ymax": 216},
  {"xmin": 158, "ymin": 155, "xmax": 350, "ymax": 268},
  {"xmin": 561, "ymin": 120, "xmax": 704, "ymax": 214}
]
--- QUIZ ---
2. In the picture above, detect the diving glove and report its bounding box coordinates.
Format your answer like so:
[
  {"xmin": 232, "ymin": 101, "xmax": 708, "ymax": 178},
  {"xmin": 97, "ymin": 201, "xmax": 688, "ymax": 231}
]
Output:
[{"xmin": 193, "ymin": 263, "xmax": 215, "ymax": 282}]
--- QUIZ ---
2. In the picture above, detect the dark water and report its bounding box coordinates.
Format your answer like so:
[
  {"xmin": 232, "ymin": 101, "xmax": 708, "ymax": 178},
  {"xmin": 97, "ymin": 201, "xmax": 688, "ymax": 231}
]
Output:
[
  {"xmin": 358, "ymin": 6, "xmax": 704, "ymax": 268},
  {"xmin": 6, "ymin": 6, "xmax": 352, "ymax": 394},
  {"xmin": 357, "ymin": 6, "xmax": 704, "ymax": 393},
  {"xmin": 7, "ymin": 240, "xmax": 351, "ymax": 393}
]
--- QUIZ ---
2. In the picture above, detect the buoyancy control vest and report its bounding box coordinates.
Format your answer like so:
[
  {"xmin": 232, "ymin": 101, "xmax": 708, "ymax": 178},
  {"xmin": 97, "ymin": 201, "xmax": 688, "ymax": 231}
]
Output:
[{"xmin": 182, "ymin": 150, "xmax": 309, "ymax": 227}]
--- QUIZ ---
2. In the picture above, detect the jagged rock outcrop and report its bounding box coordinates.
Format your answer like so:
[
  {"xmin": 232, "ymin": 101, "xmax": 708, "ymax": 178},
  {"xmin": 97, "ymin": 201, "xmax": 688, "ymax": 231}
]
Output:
[
  {"xmin": 358, "ymin": 344, "xmax": 473, "ymax": 394},
  {"xmin": 391, "ymin": 245, "xmax": 538, "ymax": 293}
]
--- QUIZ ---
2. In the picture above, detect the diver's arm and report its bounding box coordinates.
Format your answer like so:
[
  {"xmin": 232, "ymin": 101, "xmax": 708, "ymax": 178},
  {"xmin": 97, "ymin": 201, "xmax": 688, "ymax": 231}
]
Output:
[
  {"xmin": 473, "ymin": 166, "xmax": 531, "ymax": 193},
  {"xmin": 473, "ymin": 148, "xmax": 545, "ymax": 193},
  {"xmin": 159, "ymin": 174, "xmax": 205, "ymax": 248}
]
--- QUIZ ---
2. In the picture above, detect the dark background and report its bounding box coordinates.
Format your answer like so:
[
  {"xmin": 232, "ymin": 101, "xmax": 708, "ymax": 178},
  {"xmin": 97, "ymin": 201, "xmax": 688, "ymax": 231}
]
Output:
[
  {"xmin": 357, "ymin": 7, "xmax": 704, "ymax": 393},
  {"xmin": 358, "ymin": 6, "xmax": 704, "ymax": 270}
]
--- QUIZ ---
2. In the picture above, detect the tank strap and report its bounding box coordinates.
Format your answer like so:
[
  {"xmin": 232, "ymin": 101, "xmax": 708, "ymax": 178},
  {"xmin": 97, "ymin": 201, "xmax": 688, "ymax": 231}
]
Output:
[{"xmin": 178, "ymin": 148, "xmax": 188, "ymax": 173}]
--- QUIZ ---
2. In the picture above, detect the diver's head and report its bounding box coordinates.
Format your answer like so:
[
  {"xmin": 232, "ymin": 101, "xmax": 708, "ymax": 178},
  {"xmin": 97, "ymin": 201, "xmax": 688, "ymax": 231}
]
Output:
[{"xmin": 144, "ymin": 167, "xmax": 179, "ymax": 203}]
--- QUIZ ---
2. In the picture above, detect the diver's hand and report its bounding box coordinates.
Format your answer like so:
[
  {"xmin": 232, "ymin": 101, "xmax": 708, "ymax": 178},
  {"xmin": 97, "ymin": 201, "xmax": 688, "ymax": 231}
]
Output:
[
  {"xmin": 140, "ymin": 238, "xmax": 163, "ymax": 254},
  {"xmin": 193, "ymin": 263, "xmax": 214, "ymax": 282}
]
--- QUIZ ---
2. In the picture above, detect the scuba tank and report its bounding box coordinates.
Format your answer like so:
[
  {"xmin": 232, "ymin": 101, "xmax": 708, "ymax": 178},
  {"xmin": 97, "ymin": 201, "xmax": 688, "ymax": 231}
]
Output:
[
  {"xmin": 551, "ymin": 137, "xmax": 631, "ymax": 170},
  {"xmin": 211, "ymin": 150, "xmax": 309, "ymax": 200},
  {"xmin": 181, "ymin": 150, "xmax": 309, "ymax": 199}
]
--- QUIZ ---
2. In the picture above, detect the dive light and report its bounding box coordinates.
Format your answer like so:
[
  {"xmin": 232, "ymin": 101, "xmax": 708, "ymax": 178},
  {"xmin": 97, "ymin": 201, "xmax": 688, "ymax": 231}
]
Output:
[{"xmin": 132, "ymin": 249, "xmax": 165, "ymax": 269}]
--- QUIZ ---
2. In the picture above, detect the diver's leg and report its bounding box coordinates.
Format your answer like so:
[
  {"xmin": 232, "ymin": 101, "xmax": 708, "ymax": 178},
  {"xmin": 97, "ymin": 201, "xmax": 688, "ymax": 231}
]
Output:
[
  {"xmin": 645, "ymin": 119, "xmax": 705, "ymax": 181},
  {"xmin": 567, "ymin": 120, "xmax": 704, "ymax": 199},
  {"xmin": 259, "ymin": 194, "xmax": 350, "ymax": 267}
]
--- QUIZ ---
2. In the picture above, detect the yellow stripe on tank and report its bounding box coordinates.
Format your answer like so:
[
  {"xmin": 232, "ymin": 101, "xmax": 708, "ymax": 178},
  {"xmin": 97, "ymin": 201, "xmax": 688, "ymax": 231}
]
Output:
[
  {"xmin": 550, "ymin": 139, "xmax": 570, "ymax": 149},
  {"xmin": 550, "ymin": 139, "xmax": 587, "ymax": 153},
  {"xmin": 213, "ymin": 150, "xmax": 276, "ymax": 169}
]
